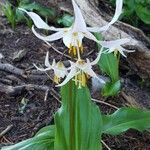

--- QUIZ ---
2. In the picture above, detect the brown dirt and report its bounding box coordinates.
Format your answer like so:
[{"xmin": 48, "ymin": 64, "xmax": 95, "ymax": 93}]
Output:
[{"xmin": 0, "ymin": 1, "xmax": 150, "ymax": 150}]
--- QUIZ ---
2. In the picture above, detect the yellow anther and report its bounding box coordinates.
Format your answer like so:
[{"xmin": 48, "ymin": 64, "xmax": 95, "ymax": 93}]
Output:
[
  {"xmin": 54, "ymin": 75, "xmax": 60, "ymax": 84},
  {"xmin": 73, "ymin": 32, "xmax": 78, "ymax": 37},
  {"xmin": 74, "ymin": 70, "xmax": 87, "ymax": 88},
  {"xmin": 114, "ymin": 49, "xmax": 118, "ymax": 57},
  {"xmin": 57, "ymin": 61, "xmax": 64, "ymax": 69},
  {"xmin": 68, "ymin": 39, "xmax": 84, "ymax": 57},
  {"xmin": 77, "ymin": 60, "xmax": 84, "ymax": 65},
  {"xmin": 73, "ymin": 47, "xmax": 77, "ymax": 56},
  {"xmin": 81, "ymin": 72, "xmax": 86, "ymax": 87}
]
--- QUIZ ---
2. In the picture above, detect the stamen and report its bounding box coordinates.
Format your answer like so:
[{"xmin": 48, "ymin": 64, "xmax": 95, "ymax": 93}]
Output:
[
  {"xmin": 54, "ymin": 75, "xmax": 60, "ymax": 84},
  {"xmin": 114, "ymin": 49, "xmax": 118, "ymax": 57},
  {"xmin": 73, "ymin": 32, "xmax": 78, "ymax": 37},
  {"xmin": 81, "ymin": 72, "xmax": 86, "ymax": 87},
  {"xmin": 74, "ymin": 67, "xmax": 87, "ymax": 88},
  {"xmin": 73, "ymin": 47, "xmax": 77, "ymax": 56},
  {"xmin": 80, "ymin": 45, "xmax": 84, "ymax": 53},
  {"xmin": 69, "ymin": 44, "xmax": 72, "ymax": 54}
]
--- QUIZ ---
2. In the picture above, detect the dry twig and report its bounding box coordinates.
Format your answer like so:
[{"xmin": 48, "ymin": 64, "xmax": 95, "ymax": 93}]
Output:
[
  {"xmin": 101, "ymin": 140, "xmax": 111, "ymax": 150},
  {"xmin": 0, "ymin": 125, "xmax": 13, "ymax": 138},
  {"xmin": 43, "ymin": 43, "xmax": 71, "ymax": 59},
  {"xmin": 92, "ymin": 98, "xmax": 118, "ymax": 109}
]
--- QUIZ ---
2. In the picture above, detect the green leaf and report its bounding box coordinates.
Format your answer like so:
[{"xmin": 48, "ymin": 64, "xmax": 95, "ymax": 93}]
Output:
[
  {"xmin": 98, "ymin": 53, "xmax": 119, "ymax": 82},
  {"xmin": 57, "ymin": 14, "xmax": 74, "ymax": 27},
  {"xmin": 19, "ymin": 2, "xmax": 56, "ymax": 18},
  {"xmin": 135, "ymin": 4, "xmax": 150, "ymax": 24},
  {"xmin": 102, "ymin": 80, "xmax": 121, "ymax": 96},
  {"xmin": 35, "ymin": 125, "xmax": 55, "ymax": 136},
  {"xmin": 2, "ymin": 125, "xmax": 55, "ymax": 150},
  {"xmin": 102, "ymin": 107, "xmax": 150, "ymax": 135},
  {"xmin": 54, "ymin": 81, "xmax": 103, "ymax": 150},
  {"xmin": 15, "ymin": 8, "xmax": 32, "ymax": 27},
  {"xmin": 15, "ymin": 8, "xmax": 26, "ymax": 22}
]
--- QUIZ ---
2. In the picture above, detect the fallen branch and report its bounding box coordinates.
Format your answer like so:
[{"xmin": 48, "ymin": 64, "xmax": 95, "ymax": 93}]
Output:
[
  {"xmin": 0, "ymin": 84, "xmax": 50, "ymax": 96},
  {"xmin": 0, "ymin": 125, "xmax": 13, "ymax": 138},
  {"xmin": 0, "ymin": 63, "xmax": 26, "ymax": 77}
]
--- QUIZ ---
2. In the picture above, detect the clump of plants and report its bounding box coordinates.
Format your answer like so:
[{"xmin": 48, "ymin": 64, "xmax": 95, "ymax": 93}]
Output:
[
  {"xmin": 2, "ymin": 0, "xmax": 150, "ymax": 150},
  {"xmin": 2, "ymin": 0, "xmax": 73, "ymax": 30}
]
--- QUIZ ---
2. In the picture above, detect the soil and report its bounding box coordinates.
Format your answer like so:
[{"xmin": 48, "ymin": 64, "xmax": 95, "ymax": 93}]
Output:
[{"xmin": 0, "ymin": 1, "xmax": 150, "ymax": 150}]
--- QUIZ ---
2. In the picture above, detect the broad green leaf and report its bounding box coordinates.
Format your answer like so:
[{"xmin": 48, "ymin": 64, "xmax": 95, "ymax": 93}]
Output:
[
  {"xmin": 98, "ymin": 53, "xmax": 119, "ymax": 82},
  {"xmin": 102, "ymin": 80, "xmax": 121, "ymax": 96},
  {"xmin": 2, "ymin": 125, "xmax": 55, "ymax": 150},
  {"xmin": 57, "ymin": 14, "xmax": 74, "ymax": 27},
  {"xmin": 35, "ymin": 125, "xmax": 55, "ymax": 136},
  {"xmin": 135, "ymin": 4, "xmax": 150, "ymax": 24},
  {"xmin": 102, "ymin": 107, "xmax": 150, "ymax": 135},
  {"xmin": 54, "ymin": 81, "xmax": 103, "ymax": 150}
]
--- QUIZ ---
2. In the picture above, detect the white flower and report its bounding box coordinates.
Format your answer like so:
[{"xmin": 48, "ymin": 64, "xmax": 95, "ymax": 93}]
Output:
[
  {"xmin": 19, "ymin": 0, "xmax": 123, "ymax": 56},
  {"xmin": 100, "ymin": 38, "xmax": 135, "ymax": 57},
  {"xmin": 34, "ymin": 52, "xmax": 68, "ymax": 84},
  {"xmin": 56, "ymin": 48, "xmax": 105, "ymax": 87}
]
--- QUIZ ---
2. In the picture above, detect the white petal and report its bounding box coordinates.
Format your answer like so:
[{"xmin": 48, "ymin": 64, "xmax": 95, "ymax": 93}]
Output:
[
  {"xmin": 100, "ymin": 38, "xmax": 130, "ymax": 48},
  {"xmin": 106, "ymin": 47, "xmax": 115, "ymax": 53},
  {"xmin": 84, "ymin": 66, "xmax": 106, "ymax": 84},
  {"xmin": 71, "ymin": 0, "xmax": 87, "ymax": 32},
  {"xmin": 18, "ymin": 8, "xmax": 62, "ymax": 31},
  {"xmin": 76, "ymin": 60, "xmax": 96, "ymax": 77},
  {"xmin": 118, "ymin": 46, "xmax": 135, "ymax": 57},
  {"xmin": 52, "ymin": 59, "xmax": 56, "ymax": 67},
  {"xmin": 123, "ymin": 49, "xmax": 135, "ymax": 52},
  {"xmin": 45, "ymin": 52, "xmax": 51, "ymax": 68},
  {"xmin": 109, "ymin": 0, "xmax": 123, "ymax": 25},
  {"xmin": 63, "ymin": 31, "xmax": 73, "ymax": 48},
  {"xmin": 81, "ymin": 63, "xmax": 106, "ymax": 84},
  {"xmin": 32, "ymin": 26, "xmax": 64, "ymax": 42},
  {"xmin": 87, "ymin": 26, "xmax": 108, "ymax": 33},
  {"xmin": 63, "ymin": 29, "xmax": 84, "ymax": 48},
  {"xmin": 84, "ymin": 31, "xmax": 100, "ymax": 43},
  {"xmin": 56, "ymin": 67, "xmax": 77, "ymax": 87},
  {"xmin": 118, "ymin": 47, "xmax": 127, "ymax": 57},
  {"xmin": 91, "ymin": 47, "xmax": 103, "ymax": 65},
  {"xmin": 85, "ymin": 67, "xmax": 98, "ymax": 78},
  {"xmin": 76, "ymin": 33, "xmax": 84, "ymax": 46},
  {"xmin": 54, "ymin": 68, "xmax": 67, "ymax": 78},
  {"xmin": 87, "ymin": 0, "xmax": 123, "ymax": 32},
  {"xmin": 33, "ymin": 64, "xmax": 50, "ymax": 71}
]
